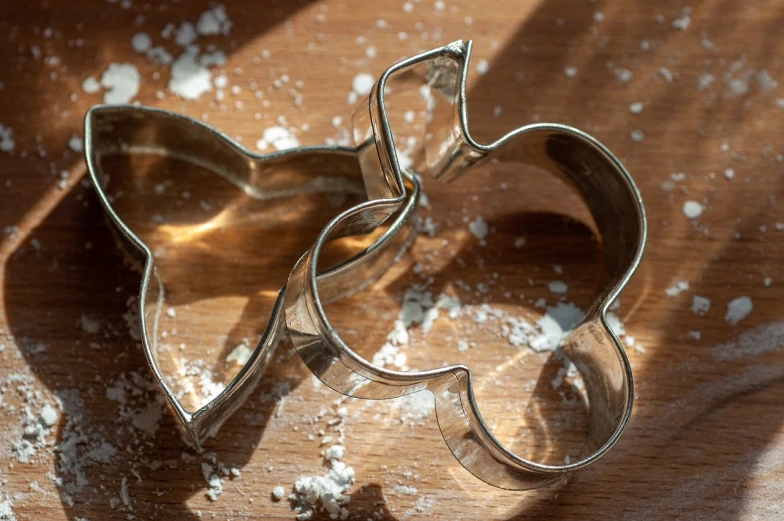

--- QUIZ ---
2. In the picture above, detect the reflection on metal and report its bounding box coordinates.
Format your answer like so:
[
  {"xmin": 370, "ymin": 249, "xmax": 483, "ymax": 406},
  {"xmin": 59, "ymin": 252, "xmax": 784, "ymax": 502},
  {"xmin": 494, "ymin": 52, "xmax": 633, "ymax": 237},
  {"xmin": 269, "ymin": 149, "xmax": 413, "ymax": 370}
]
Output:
[
  {"xmin": 285, "ymin": 40, "xmax": 647, "ymax": 490},
  {"xmin": 85, "ymin": 105, "xmax": 421, "ymax": 449}
]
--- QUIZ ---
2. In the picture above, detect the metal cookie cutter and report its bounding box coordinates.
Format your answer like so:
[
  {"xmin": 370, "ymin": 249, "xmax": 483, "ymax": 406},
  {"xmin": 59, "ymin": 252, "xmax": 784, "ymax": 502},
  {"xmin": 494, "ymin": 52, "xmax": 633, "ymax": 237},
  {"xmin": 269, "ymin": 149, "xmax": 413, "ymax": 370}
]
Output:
[
  {"xmin": 285, "ymin": 40, "xmax": 647, "ymax": 490},
  {"xmin": 85, "ymin": 105, "xmax": 421, "ymax": 448}
]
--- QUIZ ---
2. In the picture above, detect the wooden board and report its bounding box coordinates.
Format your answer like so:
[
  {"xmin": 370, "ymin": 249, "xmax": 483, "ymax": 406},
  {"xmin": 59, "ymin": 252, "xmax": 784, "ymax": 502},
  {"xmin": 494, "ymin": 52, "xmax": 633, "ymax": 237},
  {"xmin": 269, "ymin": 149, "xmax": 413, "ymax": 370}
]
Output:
[{"xmin": 1, "ymin": 0, "xmax": 783, "ymax": 519}]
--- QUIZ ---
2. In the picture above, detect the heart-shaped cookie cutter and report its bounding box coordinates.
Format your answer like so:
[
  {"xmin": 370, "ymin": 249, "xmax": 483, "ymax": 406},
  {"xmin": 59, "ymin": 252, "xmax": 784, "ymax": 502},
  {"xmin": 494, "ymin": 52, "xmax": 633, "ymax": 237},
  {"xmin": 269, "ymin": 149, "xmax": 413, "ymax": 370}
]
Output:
[
  {"xmin": 285, "ymin": 40, "xmax": 647, "ymax": 489},
  {"xmin": 85, "ymin": 105, "xmax": 421, "ymax": 448}
]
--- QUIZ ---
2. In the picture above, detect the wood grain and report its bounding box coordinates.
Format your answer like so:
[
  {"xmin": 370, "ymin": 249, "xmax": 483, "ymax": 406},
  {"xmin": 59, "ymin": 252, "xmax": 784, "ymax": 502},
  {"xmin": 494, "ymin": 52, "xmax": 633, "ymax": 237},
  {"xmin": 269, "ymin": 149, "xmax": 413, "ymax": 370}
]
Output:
[{"xmin": 1, "ymin": 0, "xmax": 784, "ymax": 520}]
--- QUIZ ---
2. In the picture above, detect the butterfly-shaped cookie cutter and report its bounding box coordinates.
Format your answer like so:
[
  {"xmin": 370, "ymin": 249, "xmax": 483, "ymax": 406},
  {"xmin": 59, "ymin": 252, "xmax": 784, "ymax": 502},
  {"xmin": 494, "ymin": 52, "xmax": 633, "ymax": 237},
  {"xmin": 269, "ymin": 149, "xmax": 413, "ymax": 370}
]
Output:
[
  {"xmin": 285, "ymin": 40, "xmax": 647, "ymax": 489},
  {"xmin": 85, "ymin": 105, "xmax": 421, "ymax": 448}
]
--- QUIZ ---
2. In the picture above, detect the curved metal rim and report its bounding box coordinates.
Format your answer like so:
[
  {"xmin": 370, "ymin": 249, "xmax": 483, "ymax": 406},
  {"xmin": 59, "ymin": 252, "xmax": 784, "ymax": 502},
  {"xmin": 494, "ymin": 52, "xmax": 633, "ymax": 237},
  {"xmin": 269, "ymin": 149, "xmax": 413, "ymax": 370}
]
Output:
[
  {"xmin": 299, "ymin": 40, "xmax": 647, "ymax": 477},
  {"xmin": 84, "ymin": 104, "xmax": 423, "ymax": 444}
]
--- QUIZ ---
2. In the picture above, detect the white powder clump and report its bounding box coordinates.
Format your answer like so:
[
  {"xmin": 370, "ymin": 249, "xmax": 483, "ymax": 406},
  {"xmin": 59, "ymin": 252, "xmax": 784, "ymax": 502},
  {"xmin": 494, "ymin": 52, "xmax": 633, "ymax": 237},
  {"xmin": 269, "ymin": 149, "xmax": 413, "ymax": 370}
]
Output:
[
  {"xmin": 175, "ymin": 23, "xmax": 198, "ymax": 46},
  {"xmin": 100, "ymin": 63, "xmax": 140, "ymax": 104},
  {"xmin": 351, "ymin": 72, "xmax": 375, "ymax": 96},
  {"xmin": 476, "ymin": 58, "xmax": 489, "ymax": 75},
  {"xmin": 529, "ymin": 302, "xmax": 584, "ymax": 352},
  {"xmin": 691, "ymin": 295, "xmax": 711, "ymax": 315},
  {"xmin": 683, "ymin": 200, "xmax": 703, "ymax": 219},
  {"xmin": 68, "ymin": 135, "xmax": 83, "ymax": 153},
  {"xmin": 256, "ymin": 126, "xmax": 300, "ymax": 151},
  {"xmin": 81, "ymin": 76, "xmax": 100, "ymax": 94},
  {"xmin": 564, "ymin": 66, "xmax": 578, "ymax": 77},
  {"xmin": 548, "ymin": 280, "xmax": 568, "ymax": 295},
  {"xmin": 292, "ymin": 457, "xmax": 355, "ymax": 520},
  {"xmin": 629, "ymin": 102, "xmax": 643, "ymax": 114},
  {"xmin": 725, "ymin": 296, "xmax": 753, "ymax": 325},
  {"xmin": 468, "ymin": 216, "xmax": 489, "ymax": 240},
  {"xmin": 197, "ymin": 5, "xmax": 232, "ymax": 35},
  {"xmin": 671, "ymin": 8, "xmax": 691, "ymax": 30},
  {"xmin": 168, "ymin": 49, "xmax": 212, "ymax": 100},
  {"xmin": 0, "ymin": 501, "xmax": 16, "ymax": 521},
  {"xmin": 665, "ymin": 279, "xmax": 689, "ymax": 297},
  {"xmin": 226, "ymin": 340, "xmax": 254, "ymax": 365},
  {"xmin": 271, "ymin": 486, "xmax": 285, "ymax": 501},
  {"xmin": 130, "ymin": 32, "xmax": 151, "ymax": 53},
  {"xmin": 324, "ymin": 445, "xmax": 345, "ymax": 461},
  {"xmin": 39, "ymin": 404, "xmax": 59, "ymax": 427},
  {"xmin": 202, "ymin": 462, "xmax": 224, "ymax": 501},
  {"xmin": 0, "ymin": 124, "xmax": 15, "ymax": 153},
  {"xmin": 630, "ymin": 129, "xmax": 644, "ymax": 142}
]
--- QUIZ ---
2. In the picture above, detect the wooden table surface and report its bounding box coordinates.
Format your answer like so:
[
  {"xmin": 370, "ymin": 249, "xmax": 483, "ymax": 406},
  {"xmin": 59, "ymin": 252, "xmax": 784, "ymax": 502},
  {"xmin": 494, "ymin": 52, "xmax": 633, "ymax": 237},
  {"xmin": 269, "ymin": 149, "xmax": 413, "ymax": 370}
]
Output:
[{"xmin": 2, "ymin": 0, "xmax": 784, "ymax": 519}]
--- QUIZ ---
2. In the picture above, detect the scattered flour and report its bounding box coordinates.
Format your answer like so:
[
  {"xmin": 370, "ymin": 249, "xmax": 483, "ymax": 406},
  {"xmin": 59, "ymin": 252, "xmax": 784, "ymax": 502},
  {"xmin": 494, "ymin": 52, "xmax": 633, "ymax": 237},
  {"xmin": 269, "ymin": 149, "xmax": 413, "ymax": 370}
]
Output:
[
  {"xmin": 256, "ymin": 126, "xmax": 300, "ymax": 151},
  {"xmin": 468, "ymin": 216, "xmax": 489, "ymax": 241},
  {"xmin": 100, "ymin": 63, "xmax": 140, "ymax": 104},
  {"xmin": 683, "ymin": 200, "xmax": 704, "ymax": 219},
  {"xmin": 226, "ymin": 339, "xmax": 254, "ymax": 365},
  {"xmin": 292, "ymin": 449, "xmax": 355, "ymax": 520},
  {"xmin": 271, "ymin": 486, "xmax": 285, "ymax": 501},
  {"xmin": 351, "ymin": 72, "xmax": 375, "ymax": 96},
  {"xmin": 665, "ymin": 279, "xmax": 689, "ymax": 297},
  {"xmin": 168, "ymin": 48, "xmax": 213, "ymax": 100},
  {"xmin": 725, "ymin": 296, "xmax": 753, "ymax": 325},
  {"xmin": 0, "ymin": 501, "xmax": 16, "ymax": 521},
  {"xmin": 714, "ymin": 321, "xmax": 784, "ymax": 361},
  {"xmin": 130, "ymin": 32, "xmax": 151, "ymax": 53},
  {"xmin": 691, "ymin": 295, "xmax": 711, "ymax": 315},
  {"xmin": 0, "ymin": 124, "xmax": 15, "ymax": 153}
]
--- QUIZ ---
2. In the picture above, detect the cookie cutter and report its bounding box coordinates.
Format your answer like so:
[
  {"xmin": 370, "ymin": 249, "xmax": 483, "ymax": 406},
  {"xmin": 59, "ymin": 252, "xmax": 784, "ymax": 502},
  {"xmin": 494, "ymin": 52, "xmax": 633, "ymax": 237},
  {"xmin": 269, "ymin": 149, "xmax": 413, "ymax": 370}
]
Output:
[
  {"xmin": 85, "ymin": 104, "xmax": 421, "ymax": 448},
  {"xmin": 285, "ymin": 40, "xmax": 647, "ymax": 489}
]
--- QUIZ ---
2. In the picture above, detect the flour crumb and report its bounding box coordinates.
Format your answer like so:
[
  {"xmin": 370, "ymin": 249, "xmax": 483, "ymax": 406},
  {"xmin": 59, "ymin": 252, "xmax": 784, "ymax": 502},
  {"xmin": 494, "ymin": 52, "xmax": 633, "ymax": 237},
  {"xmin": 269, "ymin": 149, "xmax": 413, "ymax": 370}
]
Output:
[
  {"xmin": 100, "ymin": 63, "xmax": 140, "ymax": 104},
  {"xmin": 68, "ymin": 135, "xmax": 83, "ymax": 153},
  {"xmin": 476, "ymin": 58, "xmax": 489, "ymax": 75},
  {"xmin": 468, "ymin": 216, "xmax": 489, "ymax": 241},
  {"xmin": 271, "ymin": 486, "xmax": 285, "ymax": 501},
  {"xmin": 81, "ymin": 76, "xmax": 100, "ymax": 94},
  {"xmin": 564, "ymin": 66, "xmax": 578, "ymax": 77},
  {"xmin": 292, "ymin": 454, "xmax": 354, "ymax": 520},
  {"xmin": 629, "ymin": 102, "xmax": 644, "ymax": 114},
  {"xmin": 0, "ymin": 501, "xmax": 16, "ymax": 521},
  {"xmin": 168, "ymin": 49, "xmax": 212, "ymax": 100},
  {"xmin": 351, "ymin": 72, "xmax": 375, "ymax": 96},
  {"xmin": 548, "ymin": 280, "xmax": 568, "ymax": 295},
  {"xmin": 130, "ymin": 32, "xmax": 151, "ymax": 53},
  {"xmin": 725, "ymin": 296, "xmax": 753, "ymax": 325},
  {"xmin": 0, "ymin": 124, "xmax": 15, "ymax": 154},
  {"xmin": 682, "ymin": 200, "xmax": 704, "ymax": 219},
  {"xmin": 671, "ymin": 7, "xmax": 691, "ymax": 30},
  {"xmin": 197, "ymin": 5, "xmax": 231, "ymax": 36},
  {"xmin": 226, "ymin": 340, "xmax": 254, "ymax": 365},
  {"xmin": 665, "ymin": 279, "xmax": 689, "ymax": 297},
  {"xmin": 630, "ymin": 129, "xmax": 644, "ymax": 142},
  {"xmin": 256, "ymin": 126, "xmax": 300, "ymax": 151},
  {"xmin": 691, "ymin": 295, "xmax": 711, "ymax": 315}
]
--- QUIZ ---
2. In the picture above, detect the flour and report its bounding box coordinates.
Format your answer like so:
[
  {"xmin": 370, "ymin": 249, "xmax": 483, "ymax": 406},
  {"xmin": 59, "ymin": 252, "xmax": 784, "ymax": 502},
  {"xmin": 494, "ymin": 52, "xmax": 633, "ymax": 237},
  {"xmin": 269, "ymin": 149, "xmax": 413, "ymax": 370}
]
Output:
[
  {"xmin": 292, "ymin": 458, "xmax": 355, "ymax": 520},
  {"xmin": 351, "ymin": 73, "xmax": 375, "ymax": 96},
  {"xmin": 226, "ymin": 339, "xmax": 253, "ymax": 365},
  {"xmin": 256, "ymin": 126, "xmax": 300, "ymax": 151},
  {"xmin": 714, "ymin": 321, "xmax": 784, "ymax": 361},
  {"xmin": 0, "ymin": 501, "xmax": 16, "ymax": 521},
  {"xmin": 683, "ymin": 200, "xmax": 704, "ymax": 219},
  {"xmin": 168, "ymin": 48, "xmax": 213, "ymax": 100},
  {"xmin": 99, "ymin": 63, "xmax": 140, "ymax": 104},
  {"xmin": 691, "ymin": 295, "xmax": 711, "ymax": 315},
  {"xmin": 0, "ymin": 124, "xmax": 15, "ymax": 153},
  {"xmin": 725, "ymin": 296, "xmax": 753, "ymax": 325}
]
